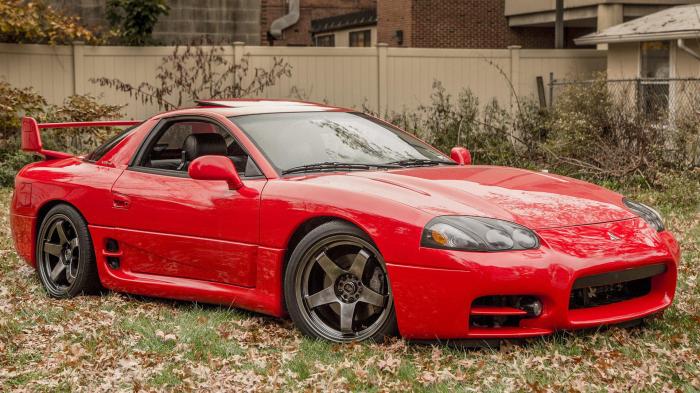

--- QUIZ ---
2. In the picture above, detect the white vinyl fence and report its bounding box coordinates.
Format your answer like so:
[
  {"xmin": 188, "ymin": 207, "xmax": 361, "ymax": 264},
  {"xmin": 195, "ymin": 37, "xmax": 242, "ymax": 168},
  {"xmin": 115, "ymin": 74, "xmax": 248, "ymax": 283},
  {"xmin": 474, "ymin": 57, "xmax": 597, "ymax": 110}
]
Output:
[{"xmin": 0, "ymin": 43, "xmax": 606, "ymax": 120}]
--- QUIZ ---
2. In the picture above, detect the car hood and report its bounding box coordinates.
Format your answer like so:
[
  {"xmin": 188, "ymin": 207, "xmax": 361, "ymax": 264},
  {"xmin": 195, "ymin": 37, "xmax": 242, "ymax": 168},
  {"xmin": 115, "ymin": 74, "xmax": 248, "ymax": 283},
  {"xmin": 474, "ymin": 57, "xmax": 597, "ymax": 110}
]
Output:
[{"xmin": 295, "ymin": 166, "xmax": 636, "ymax": 230}]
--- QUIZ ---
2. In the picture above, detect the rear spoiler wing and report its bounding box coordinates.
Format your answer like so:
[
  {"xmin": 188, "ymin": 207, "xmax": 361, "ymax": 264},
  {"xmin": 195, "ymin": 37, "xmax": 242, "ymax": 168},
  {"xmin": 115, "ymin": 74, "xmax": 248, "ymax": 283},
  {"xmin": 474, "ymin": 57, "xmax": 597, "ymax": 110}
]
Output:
[{"xmin": 21, "ymin": 117, "xmax": 142, "ymax": 160}]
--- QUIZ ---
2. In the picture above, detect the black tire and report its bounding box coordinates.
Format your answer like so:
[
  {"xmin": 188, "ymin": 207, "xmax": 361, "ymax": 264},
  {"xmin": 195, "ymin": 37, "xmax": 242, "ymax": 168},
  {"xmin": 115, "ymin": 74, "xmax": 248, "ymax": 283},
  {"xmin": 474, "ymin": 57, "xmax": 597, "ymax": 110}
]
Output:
[
  {"xmin": 36, "ymin": 204, "xmax": 101, "ymax": 298},
  {"xmin": 284, "ymin": 221, "xmax": 397, "ymax": 343}
]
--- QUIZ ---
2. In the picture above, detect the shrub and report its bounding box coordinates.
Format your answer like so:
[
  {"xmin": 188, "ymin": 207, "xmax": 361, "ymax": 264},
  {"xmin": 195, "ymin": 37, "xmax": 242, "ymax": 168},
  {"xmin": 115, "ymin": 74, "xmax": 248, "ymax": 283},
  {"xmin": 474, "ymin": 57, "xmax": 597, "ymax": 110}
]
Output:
[
  {"xmin": 385, "ymin": 78, "xmax": 698, "ymax": 191},
  {"xmin": 0, "ymin": 0, "xmax": 100, "ymax": 44},
  {"xmin": 385, "ymin": 81, "xmax": 545, "ymax": 168},
  {"xmin": 106, "ymin": 0, "xmax": 169, "ymax": 45},
  {"xmin": 90, "ymin": 43, "xmax": 292, "ymax": 111},
  {"xmin": 0, "ymin": 81, "xmax": 124, "ymax": 185},
  {"xmin": 545, "ymin": 78, "xmax": 700, "ymax": 183},
  {"xmin": 0, "ymin": 81, "xmax": 46, "ymax": 146},
  {"xmin": 40, "ymin": 95, "xmax": 125, "ymax": 154}
]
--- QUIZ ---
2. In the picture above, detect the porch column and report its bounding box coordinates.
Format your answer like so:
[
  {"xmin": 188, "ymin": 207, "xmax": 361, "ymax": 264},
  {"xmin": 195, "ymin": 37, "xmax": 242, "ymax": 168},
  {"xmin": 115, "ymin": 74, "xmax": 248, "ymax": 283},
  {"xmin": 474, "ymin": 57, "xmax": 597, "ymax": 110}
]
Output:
[{"xmin": 597, "ymin": 4, "xmax": 624, "ymax": 50}]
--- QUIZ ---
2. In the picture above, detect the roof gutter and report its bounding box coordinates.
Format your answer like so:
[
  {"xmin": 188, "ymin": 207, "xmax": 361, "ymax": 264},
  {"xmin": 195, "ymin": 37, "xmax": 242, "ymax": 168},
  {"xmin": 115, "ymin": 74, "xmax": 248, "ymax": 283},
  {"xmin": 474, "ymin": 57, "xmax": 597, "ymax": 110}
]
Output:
[
  {"xmin": 269, "ymin": 0, "xmax": 300, "ymax": 40},
  {"xmin": 575, "ymin": 31, "xmax": 700, "ymax": 45},
  {"xmin": 678, "ymin": 38, "xmax": 700, "ymax": 60}
]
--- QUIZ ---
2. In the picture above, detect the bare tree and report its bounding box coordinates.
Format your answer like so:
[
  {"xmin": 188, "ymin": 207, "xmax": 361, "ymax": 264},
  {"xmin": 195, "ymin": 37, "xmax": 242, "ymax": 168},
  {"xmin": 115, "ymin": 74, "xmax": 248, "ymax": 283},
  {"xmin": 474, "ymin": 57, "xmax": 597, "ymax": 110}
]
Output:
[{"xmin": 90, "ymin": 43, "xmax": 292, "ymax": 111}]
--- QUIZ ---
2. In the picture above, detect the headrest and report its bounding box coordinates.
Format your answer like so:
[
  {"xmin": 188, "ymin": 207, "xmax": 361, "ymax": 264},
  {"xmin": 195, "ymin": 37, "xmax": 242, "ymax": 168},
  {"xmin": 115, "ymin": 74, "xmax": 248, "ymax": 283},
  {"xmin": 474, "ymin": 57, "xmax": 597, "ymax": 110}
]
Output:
[{"xmin": 182, "ymin": 133, "xmax": 227, "ymax": 161}]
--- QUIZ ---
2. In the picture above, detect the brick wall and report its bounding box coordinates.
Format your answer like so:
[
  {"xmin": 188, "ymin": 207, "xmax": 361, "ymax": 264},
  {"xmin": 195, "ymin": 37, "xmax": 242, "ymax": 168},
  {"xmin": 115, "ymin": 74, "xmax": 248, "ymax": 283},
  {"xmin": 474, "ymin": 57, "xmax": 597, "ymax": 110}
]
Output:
[
  {"xmin": 260, "ymin": 0, "xmax": 376, "ymax": 46},
  {"xmin": 50, "ymin": 0, "xmax": 261, "ymax": 44},
  {"xmin": 378, "ymin": 0, "xmax": 594, "ymax": 49},
  {"xmin": 377, "ymin": 0, "xmax": 412, "ymax": 47}
]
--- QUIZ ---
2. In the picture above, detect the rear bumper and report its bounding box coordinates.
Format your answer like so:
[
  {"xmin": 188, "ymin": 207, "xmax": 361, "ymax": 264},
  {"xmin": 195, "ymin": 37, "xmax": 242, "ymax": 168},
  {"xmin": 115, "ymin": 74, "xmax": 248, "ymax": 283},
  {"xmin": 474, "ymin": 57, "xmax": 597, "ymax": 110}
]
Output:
[
  {"xmin": 10, "ymin": 212, "xmax": 36, "ymax": 268},
  {"xmin": 386, "ymin": 219, "xmax": 680, "ymax": 340}
]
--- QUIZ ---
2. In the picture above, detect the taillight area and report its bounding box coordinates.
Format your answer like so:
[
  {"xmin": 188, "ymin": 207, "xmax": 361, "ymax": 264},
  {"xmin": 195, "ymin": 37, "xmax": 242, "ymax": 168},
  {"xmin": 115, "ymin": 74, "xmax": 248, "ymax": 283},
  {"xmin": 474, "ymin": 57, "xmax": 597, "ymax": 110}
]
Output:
[{"xmin": 470, "ymin": 295, "xmax": 542, "ymax": 328}]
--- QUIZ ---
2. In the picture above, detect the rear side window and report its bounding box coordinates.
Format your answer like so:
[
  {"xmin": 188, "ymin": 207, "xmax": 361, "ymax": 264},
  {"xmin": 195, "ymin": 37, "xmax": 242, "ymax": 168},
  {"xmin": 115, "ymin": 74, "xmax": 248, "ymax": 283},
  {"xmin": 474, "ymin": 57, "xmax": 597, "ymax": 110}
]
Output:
[{"xmin": 85, "ymin": 126, "xmax": 138, "ymax": 162}]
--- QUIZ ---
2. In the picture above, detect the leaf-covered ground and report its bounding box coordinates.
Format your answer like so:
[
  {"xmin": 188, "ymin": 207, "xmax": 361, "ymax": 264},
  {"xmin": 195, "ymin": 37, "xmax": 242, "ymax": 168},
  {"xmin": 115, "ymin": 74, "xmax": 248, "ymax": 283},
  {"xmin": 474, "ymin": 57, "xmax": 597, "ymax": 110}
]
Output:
[{"xmin": 0, "ymin": 185, "xmax": 698, "ymax": 392}]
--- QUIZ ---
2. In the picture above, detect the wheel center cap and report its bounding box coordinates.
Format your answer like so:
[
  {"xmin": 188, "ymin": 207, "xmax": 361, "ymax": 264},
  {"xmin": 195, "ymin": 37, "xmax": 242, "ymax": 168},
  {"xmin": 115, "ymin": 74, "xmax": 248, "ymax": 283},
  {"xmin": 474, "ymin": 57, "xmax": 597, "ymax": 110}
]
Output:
[
  {"xmin": 63, "ymin": 248, "xmax": 72, "ymax": 261},
  {"xmin": 336, "ymin": 274, "xmax": 363, "ymax": 303},
  {"xmin": 343, "ymin": 282, "xmax": 356, "ymax": 293}
]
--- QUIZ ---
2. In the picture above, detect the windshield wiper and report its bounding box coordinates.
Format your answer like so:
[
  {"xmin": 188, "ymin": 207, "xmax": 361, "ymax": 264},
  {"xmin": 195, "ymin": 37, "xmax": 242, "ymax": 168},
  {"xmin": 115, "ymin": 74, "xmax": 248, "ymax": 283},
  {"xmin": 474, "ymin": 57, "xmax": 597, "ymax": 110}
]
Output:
[
  {"xmin": 281, "ymin": 162, "xmax": 400, "ymax": 175},
  {"xmin": 385, "ymin": 158, "xmax": 457, "ymax": 167}
]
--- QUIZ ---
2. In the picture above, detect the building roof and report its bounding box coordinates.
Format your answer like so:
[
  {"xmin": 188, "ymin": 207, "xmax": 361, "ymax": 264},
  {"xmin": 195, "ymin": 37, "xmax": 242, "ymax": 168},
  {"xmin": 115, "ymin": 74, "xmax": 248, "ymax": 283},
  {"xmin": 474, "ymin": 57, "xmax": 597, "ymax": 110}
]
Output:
[
  {"xmin": 310, "ymin": 9, "xmax": 377, "ymax": 34},
  {"xmin": 575, "ymin": 4, "xmax": 700, "ymax": 45}
]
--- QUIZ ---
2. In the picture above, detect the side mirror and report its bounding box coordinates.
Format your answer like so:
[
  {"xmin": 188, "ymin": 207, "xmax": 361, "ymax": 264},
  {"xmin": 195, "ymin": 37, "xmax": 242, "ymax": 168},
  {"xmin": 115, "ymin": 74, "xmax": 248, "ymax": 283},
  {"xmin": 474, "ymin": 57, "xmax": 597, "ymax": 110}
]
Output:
[
  {"xmin": 450, "ymin": 147, "xmax": 472, "ymax": 166},
  {"xmin": 188, "ymin": 155, "xmax": 244, "ymax": 190}
]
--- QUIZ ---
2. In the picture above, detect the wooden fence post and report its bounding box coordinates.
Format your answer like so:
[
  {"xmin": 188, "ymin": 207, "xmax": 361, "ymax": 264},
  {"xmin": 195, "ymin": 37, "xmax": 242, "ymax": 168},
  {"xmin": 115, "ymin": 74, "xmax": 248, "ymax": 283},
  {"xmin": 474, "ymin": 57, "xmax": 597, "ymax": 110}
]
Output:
[
  {"xmin": 377, "ymin": 43, "xmax": 388, "ymax": 116},
  {"xmin": 72, "ymin": 41, "xmax": 85, "ymax": 95}
]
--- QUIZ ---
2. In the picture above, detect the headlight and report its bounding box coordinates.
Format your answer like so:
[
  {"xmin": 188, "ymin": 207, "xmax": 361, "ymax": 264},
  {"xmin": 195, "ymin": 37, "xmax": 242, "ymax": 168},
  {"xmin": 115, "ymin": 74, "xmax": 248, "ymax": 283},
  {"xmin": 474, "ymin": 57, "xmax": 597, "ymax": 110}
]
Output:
[
  {"xmin": 623, "ymin": 198, "xmax": 665, "ymax": 232},
  {"xmin": 421, "ymin": 216, "xmax": 540, "ymax": 252}
]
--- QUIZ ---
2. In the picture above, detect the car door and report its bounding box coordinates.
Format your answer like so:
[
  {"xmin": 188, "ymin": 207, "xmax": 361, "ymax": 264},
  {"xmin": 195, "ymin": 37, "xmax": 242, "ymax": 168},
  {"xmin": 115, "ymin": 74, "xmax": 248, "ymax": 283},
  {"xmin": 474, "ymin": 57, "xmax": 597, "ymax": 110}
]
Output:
[{"xmin": 110, "ymin": 117, "xmax": 266, "ymax": 287}]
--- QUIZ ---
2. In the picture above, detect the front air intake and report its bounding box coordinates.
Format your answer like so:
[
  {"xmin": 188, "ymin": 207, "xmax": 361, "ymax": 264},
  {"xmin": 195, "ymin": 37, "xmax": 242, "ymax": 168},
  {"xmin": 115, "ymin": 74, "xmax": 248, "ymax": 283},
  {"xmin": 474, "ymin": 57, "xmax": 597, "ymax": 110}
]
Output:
[
  {"xmin": 569, "ymin": 264, "xmax": 666, "ymax": 310},
  {"xmin": 470, "ymin": 295, "xmax": 542, "ymax": 328}
]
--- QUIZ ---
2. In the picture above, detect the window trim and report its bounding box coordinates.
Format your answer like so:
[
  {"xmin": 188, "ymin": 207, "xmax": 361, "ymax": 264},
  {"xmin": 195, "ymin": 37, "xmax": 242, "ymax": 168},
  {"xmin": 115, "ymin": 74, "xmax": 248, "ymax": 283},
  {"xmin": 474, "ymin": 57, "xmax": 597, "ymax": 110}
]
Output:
[{"xmin": 128, "ymin": 115, "xmax": 265, "ymax": 179}]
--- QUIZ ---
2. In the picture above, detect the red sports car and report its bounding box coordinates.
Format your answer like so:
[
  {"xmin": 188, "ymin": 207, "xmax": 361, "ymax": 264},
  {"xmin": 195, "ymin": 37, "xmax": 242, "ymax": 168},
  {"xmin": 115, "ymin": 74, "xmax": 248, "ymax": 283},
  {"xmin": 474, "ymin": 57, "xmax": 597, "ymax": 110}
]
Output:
[{"xmin": 10, "ymin": 99, "xmax": 680, "ymax": 343}]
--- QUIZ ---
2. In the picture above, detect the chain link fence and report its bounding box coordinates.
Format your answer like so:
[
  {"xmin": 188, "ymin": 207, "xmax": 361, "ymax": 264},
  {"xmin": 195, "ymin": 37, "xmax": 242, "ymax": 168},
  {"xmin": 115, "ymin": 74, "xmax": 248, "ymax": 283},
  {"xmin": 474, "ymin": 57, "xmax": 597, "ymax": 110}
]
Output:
[
  {"xmin": 549, "ymin": 78, "xmax": 700, "ymax": 122},
  {"xmin": 547, "ymin": 77, "xmax": 700, "ymax": 167}
]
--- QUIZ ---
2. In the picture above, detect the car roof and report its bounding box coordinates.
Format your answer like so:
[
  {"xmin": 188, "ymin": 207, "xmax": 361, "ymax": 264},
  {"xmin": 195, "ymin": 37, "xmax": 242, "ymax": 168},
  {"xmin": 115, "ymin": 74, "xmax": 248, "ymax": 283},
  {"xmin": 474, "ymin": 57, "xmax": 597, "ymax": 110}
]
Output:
[{"xmin": 153, "ymin": 99, "xmax": 353, "ymax": 119}]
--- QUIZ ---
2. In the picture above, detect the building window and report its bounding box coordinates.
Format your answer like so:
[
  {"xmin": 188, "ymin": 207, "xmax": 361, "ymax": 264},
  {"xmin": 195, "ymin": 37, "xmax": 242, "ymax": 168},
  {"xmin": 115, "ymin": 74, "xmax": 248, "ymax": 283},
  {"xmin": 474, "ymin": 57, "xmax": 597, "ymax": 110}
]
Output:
[
  {"xmin": 349, "ymin": 30, "xmax": 371, "ymax": 47},
  {"xmin": 640, "ymin": 41, "xmax": 670, "ymax": 116},
  {"xmin": 315, "ymin": 34, "xmax": 335, "ymax": 47}
]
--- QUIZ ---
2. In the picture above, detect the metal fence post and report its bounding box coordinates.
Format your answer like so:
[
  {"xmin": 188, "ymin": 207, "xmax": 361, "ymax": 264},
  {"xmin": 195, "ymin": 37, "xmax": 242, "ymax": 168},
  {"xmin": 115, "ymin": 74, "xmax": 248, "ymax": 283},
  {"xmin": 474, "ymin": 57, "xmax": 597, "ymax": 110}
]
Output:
[
  {"xmin": 549, "ymin": 72, "xmax": 555, "ymax": 107},
  {"xmin": 377, "ymin": 43, "xmax": 388, "ymax": 117},
  {"xmin": 72, "ymin": 41, "xmax": 85, "ymax": 96}
]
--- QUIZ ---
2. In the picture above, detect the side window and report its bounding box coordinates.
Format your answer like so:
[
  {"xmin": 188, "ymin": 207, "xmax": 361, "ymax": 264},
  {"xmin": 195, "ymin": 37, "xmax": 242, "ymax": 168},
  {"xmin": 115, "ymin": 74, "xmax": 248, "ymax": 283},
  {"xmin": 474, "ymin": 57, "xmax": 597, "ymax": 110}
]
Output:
[
  {"xmin": 85, "ymin": 126, "xmax": 138, "ymax": 162},
  {"xmin": 136, "ymin": 120, "xmax": 262, "ymax": 177}
]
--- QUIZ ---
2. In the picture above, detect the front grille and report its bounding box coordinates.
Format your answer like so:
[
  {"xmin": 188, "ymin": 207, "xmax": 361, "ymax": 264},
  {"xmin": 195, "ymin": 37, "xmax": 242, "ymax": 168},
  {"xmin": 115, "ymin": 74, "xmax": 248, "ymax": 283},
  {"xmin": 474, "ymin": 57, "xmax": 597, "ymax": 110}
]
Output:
[{"xmin": 569, "ymin": 264, "xmax": 666, "ymax": 310}]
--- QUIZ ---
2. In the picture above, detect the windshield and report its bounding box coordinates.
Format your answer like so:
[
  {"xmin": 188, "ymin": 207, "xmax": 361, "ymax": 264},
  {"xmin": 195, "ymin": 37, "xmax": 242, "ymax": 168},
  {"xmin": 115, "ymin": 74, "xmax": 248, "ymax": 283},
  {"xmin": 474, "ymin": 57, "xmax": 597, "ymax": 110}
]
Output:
[{"xmin": 230, "ymin": 112, "xmax": 450, "ymax": 174}]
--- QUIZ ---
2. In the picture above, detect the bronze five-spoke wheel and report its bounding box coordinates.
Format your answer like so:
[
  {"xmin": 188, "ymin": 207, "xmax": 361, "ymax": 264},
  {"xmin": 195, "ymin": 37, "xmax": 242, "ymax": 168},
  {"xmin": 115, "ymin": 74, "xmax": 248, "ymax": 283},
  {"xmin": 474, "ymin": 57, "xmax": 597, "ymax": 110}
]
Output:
[
  {"xmin": 36, "ymin": 204, "xmax": 101, "ymax": 298},
  {"xmin": 285, "ymin": 221, "xmax": 397, "ymax": 342}
]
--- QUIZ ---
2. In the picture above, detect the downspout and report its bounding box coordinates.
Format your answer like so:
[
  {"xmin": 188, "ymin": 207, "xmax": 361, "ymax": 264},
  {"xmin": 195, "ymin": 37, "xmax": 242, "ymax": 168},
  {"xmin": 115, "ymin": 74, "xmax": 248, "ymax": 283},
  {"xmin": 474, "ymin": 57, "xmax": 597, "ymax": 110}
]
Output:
[
  {"xmin": 269, "ymin": 0, "xmax": 300, "ymax": 41},
  {"xmin": 678, "ymin": 38, "xmax": 700, "ymax": 60}
]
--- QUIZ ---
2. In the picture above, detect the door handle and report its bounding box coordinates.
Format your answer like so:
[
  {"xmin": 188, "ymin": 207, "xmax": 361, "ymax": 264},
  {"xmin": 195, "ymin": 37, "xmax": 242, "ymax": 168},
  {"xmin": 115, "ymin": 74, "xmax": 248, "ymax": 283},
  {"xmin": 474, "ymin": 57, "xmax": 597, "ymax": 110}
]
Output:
[{"xmin": 113, "ymin": 193, "xmax": 131, "ymax": 209}]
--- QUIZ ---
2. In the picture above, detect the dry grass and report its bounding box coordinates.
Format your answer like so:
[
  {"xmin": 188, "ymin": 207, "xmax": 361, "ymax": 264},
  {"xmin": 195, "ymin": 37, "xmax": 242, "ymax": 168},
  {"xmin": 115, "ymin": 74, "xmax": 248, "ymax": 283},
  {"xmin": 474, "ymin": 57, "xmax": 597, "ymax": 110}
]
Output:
[{"xmin": 0, "ymin": 185, "xmax": 698, "ymax": 392}]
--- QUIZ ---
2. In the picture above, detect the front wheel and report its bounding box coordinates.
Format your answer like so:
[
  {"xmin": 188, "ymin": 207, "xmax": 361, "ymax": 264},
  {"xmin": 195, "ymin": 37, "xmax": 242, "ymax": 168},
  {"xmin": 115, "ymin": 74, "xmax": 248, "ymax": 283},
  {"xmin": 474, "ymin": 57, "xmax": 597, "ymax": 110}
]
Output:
[{"xmin": 284, "ymin": 221, "xmax": 397, "ymax": 343}]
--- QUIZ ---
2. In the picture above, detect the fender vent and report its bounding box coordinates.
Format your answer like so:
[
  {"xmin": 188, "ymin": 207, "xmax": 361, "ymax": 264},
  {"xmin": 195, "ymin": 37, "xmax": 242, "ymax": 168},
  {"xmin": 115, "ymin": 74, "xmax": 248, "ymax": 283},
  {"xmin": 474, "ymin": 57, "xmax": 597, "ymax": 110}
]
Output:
[{"xmin": 106, "ymin": 238, "xmax": 119, "ymax": 252}]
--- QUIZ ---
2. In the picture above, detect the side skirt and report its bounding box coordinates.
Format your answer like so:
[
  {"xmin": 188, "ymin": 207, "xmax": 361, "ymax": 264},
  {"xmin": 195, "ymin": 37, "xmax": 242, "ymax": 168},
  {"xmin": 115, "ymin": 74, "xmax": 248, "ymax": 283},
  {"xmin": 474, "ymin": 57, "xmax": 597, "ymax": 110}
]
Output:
[{"xmin": 88, "ymin": 225, "xmax": 286, "ymax": 317}]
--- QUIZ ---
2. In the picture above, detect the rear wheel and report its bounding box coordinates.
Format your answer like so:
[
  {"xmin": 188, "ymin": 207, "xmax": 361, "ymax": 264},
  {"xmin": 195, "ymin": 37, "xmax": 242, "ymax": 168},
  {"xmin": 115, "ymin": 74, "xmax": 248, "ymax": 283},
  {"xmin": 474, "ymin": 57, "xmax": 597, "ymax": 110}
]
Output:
[
  {"xmin": 284, "ymin": 221, "xmax": 397, "ymax": 343},
  {"xmin": 36, "ymin": 204, "xmax": 101, "ymax": 298}
]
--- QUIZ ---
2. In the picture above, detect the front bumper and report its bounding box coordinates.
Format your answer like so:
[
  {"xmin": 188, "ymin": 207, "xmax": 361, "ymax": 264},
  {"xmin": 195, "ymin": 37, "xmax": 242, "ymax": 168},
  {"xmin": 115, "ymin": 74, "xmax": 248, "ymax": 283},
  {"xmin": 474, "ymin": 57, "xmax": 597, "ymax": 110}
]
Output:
[{"xmin": 386, "ymin": 218, "xmax": 680, "ymax": 340}]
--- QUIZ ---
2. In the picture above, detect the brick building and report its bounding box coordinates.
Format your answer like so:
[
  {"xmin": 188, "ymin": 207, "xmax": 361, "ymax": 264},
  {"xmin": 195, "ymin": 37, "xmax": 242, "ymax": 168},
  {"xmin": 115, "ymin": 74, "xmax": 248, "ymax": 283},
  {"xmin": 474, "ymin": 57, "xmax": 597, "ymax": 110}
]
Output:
[
  {"xmin": 260, "ymin": 0, "xmax": 591, "ymax": 48},
  {"xmin": 261, "ymin": 0, "xmax": 375, "ymax": 46},
  {"xmin": 262, "ymin": 0, "xmax": 699, "ymax": 49},
  {"xmin": 51, "ymin": 0, "xmax": 699, "ymax": 48},
  {"xmin": 377, "ymin": 0, "xmax": 589, "ymax": 49}
]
